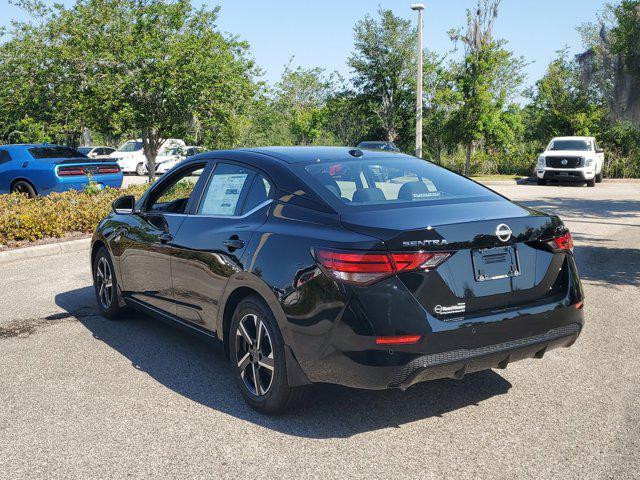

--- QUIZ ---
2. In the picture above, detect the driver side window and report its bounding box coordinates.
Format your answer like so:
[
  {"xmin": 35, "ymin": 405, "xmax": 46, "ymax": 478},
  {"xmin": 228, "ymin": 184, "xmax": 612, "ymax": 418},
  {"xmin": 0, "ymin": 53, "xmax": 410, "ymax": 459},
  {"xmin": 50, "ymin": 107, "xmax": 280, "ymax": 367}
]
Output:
[{"xmin": 147, "ymin": 164, "xmax": 205, "ymax": 214}]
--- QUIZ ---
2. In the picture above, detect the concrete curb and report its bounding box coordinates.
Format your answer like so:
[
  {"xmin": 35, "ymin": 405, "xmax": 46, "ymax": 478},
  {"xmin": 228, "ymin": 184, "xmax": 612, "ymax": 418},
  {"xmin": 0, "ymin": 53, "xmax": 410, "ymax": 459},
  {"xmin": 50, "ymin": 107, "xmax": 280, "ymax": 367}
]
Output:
[
  {"xmin": 0, "ymin": 237, "xmax": 91, "ymax": 265},
  {"xmin": 477, "ymin": 178, "xmax": 535, "ymax": 186}
]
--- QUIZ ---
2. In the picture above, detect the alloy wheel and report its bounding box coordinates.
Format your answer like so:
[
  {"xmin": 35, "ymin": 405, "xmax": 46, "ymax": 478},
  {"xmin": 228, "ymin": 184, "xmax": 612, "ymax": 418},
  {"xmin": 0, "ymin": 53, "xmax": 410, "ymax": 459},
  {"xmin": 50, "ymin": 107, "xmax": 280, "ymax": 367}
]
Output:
[
  {"xmin": 235, "ymin": 313, "xmax": 275, "ymax": 396},
  {"xmin": 95, "ymin": 257, "xmax": 113, "ymax": 309}
]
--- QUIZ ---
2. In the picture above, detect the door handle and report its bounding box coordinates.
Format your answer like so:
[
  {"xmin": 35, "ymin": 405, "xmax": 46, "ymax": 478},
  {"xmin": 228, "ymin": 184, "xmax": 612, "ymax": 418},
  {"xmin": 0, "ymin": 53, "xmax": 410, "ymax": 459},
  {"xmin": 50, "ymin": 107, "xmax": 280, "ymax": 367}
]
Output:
[
  {"xmin": 223, "ymin": 238, "xmax": 245, "ymax": 251},
  {"xmin": 159, "ymin": 232, "xmax": 173, "ymax": 244}
]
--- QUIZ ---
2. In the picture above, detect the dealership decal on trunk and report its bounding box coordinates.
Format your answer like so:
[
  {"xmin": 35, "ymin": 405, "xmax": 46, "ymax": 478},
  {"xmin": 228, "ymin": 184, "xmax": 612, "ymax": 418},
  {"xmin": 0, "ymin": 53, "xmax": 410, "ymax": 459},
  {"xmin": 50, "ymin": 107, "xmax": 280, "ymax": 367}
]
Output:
[{"xmin": 434, "ymin": 302, "xmax": 466, "ymax": 315}]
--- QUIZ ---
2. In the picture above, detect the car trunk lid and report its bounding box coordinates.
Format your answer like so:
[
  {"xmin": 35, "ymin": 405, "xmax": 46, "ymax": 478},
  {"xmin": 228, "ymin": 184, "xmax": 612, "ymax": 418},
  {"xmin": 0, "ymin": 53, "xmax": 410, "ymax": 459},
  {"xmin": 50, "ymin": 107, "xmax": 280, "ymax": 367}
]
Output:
[{"xmin": 340, "ymin": 200, "xmax": 569, "ymax": 320}]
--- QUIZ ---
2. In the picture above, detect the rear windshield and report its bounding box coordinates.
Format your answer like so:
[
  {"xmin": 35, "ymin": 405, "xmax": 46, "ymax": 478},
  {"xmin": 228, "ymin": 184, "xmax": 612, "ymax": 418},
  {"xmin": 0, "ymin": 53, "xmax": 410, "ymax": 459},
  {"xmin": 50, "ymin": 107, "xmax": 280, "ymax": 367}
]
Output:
[
  {"xmin": 549, "ymin": 140, "xmax": 592, "ymax": 151},
  {"xmin": 118, "ymin": 141, "xmax": 143, "ymax": 152},
  {"xmin": 303, "ymin": 157, "xmax": 500, "ymax": 209},
  {"xmin": 28, "ymin": 146, "xmax": 87, "ymax": 159}
]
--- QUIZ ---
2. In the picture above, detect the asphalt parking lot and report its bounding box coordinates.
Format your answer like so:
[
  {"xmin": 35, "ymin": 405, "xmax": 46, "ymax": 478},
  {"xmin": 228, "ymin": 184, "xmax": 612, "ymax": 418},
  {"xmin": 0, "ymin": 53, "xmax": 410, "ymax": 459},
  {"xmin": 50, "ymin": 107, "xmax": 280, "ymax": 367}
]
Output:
[{"xmin": 1, "ymin": 182, "xmax": 639, "ymax": 479}]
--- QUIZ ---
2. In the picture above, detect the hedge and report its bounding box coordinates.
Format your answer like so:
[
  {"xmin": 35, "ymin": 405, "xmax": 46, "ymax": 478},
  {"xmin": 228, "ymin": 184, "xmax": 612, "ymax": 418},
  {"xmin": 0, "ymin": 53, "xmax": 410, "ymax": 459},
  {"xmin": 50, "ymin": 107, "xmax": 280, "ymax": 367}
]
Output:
[{"xmin": 0, "ymin": 184, "xmax": 148, "ymax": 244}]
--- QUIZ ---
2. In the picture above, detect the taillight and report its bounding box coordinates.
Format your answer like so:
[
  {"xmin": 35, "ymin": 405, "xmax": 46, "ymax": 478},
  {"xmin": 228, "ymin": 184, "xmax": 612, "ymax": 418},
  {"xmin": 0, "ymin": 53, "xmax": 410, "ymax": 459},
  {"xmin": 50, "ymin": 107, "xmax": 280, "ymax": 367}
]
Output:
[
  {"xmin": 390, "ymin": 252, "xmax": 451, "ymax": 272},
  {"xmin": 313, "ymin": 249, "xmax": 394, "ymax": 285},
  {"xmin": 57, "ymin": 166, "xmax": 85, "ymax": 176},
  {"xmin": 313, "ymin": 248, "xmax": 451, "ymax": 286},
  {"xmin": 97, "ymin": 165, "xmax": 120, "ymax": 174},
  {"xmin": 548, "ymin": 231, "xmax": 574, "ymax": 253}
]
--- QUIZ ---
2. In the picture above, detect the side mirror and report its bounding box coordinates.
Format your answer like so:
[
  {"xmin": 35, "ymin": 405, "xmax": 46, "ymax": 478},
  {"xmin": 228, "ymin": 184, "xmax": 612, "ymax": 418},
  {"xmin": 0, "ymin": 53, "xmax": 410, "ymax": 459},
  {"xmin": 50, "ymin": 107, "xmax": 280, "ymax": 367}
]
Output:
[
  {"xmin": 596, "ymin": 148, "xmax": 604, "ymax": 154},
  {"xmin": 112, "ymin": 195, "xmax": 136, "ymax": 215}
]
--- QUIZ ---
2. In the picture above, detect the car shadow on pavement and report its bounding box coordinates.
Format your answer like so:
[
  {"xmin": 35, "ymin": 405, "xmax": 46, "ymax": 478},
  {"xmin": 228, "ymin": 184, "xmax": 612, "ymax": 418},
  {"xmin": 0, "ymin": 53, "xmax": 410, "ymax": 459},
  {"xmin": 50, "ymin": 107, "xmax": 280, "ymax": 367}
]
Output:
[
  {"xmin": 573, "ymin": 245, "xmax": 640, "ymax": 287},
  {"xmin": 518, "ymin": 197, "xmax": 640, "ymax": 223},
  {"xmin": 56, "ymin": 287, "xmax": 512, "ymax": 439}
]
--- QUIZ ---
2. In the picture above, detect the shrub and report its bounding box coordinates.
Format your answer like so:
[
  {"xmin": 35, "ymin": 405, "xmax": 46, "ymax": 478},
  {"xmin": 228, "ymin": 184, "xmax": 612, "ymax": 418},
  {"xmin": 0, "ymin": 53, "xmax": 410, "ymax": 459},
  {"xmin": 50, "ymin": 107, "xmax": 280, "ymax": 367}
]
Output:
[{"xmin": 0, "ymin": 184, "xmax": 148, "ymax": 244}]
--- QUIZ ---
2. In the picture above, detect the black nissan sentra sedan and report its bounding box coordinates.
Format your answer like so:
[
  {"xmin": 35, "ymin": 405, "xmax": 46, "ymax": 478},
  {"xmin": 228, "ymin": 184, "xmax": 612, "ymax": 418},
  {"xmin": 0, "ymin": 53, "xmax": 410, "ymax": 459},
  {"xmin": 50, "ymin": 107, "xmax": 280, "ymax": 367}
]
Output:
[{"xmin": 91, "ymin": 147, "xmax": 584, "ymax": 413}]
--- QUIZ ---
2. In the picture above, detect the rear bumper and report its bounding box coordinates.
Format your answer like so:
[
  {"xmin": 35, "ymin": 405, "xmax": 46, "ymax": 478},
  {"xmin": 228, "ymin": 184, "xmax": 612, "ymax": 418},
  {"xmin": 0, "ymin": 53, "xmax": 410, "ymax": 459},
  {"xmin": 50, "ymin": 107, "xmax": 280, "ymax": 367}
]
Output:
[
  {"xmin": 52, "ymin": 174, "xmax": 123, "ymax": 192},
  {"xmin": 290, "ymin": 256, "xmax": 584, "ymax": 390},
  {"xmin": 392, "ymin": 323, "xmax": 580, "ymax": 390}
]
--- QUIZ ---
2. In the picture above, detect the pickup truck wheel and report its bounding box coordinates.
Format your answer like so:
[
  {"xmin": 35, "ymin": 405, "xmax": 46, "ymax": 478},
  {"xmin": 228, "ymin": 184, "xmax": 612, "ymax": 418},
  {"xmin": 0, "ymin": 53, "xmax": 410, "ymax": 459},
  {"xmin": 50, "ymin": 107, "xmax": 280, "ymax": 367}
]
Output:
[
  {"xmin": 537, "ymin": 179, "xmax": 547, "ymax": 186},
  {"xmin": 587, "ymin": 178, "xmax": 596, "ymax": 187},
  {"xmin": 596, "ymin": 172, "xmax": 603, "ymax": 183}
]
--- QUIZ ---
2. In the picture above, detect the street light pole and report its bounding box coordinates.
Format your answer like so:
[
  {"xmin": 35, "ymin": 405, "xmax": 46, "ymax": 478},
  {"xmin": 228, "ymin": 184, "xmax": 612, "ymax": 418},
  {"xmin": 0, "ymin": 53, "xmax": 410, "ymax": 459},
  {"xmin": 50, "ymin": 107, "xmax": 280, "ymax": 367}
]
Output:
[{"xmin": 411, "ymin": 3, "xmax": 425, "ymax": 158}]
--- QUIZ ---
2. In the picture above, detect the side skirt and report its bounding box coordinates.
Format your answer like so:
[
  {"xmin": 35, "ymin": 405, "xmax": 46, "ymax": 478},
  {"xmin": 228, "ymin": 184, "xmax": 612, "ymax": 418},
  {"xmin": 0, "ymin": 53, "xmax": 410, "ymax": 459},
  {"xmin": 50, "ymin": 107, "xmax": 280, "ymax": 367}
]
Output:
[{"xmin": 124, "ymin": 295, "xmax": 219, "ymax": 343}]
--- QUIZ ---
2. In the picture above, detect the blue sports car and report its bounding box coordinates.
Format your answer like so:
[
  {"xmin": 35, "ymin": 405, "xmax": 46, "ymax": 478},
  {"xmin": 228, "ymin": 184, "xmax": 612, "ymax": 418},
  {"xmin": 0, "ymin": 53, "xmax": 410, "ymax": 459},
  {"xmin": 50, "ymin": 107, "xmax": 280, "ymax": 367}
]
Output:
[{"xmin": 0, "ymin": 144, "xmax": 123, "ymax": 197}]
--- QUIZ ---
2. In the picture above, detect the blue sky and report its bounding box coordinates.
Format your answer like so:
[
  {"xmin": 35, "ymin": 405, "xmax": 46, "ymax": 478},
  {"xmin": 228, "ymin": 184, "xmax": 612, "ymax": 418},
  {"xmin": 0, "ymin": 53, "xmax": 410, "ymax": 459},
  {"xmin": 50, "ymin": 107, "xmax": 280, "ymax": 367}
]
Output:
[{"xmin": 1, "ymin": 0, "xmax": 608, "ymax": 92}]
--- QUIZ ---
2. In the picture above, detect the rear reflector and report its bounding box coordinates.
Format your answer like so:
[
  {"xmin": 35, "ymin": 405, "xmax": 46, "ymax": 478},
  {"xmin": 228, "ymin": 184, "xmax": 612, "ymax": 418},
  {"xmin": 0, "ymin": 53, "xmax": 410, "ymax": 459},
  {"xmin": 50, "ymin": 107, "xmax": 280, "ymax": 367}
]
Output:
[
  {"xmin": 575, "ymin": 301, "xmax": 584, "ymax": 309},
  {"xmin": 548, "ymin": 231, "xmax": 574, "ymax": 253},
  {"xmin": 313, "ymin": 248, "xmax": 451, "ymax": 286},
  {"xmin": 376, "ymin": 335, "xmax": 422, "ymax": 345},
  {"xmin": 57, "ymin": 166, "xmax": 85, "ymax": 176}
]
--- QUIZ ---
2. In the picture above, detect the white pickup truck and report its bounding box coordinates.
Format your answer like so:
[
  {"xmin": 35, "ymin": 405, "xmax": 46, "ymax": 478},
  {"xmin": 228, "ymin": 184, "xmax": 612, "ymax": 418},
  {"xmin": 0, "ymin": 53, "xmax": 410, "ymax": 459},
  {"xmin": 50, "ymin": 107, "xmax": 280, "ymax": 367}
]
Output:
[
  {"xmin": 110, "ymin": 139, "xmax": 186, "ymax": 175},
  {"xmin": 536, "ymin": 136, "xmax": 605, "ymax": 187}
]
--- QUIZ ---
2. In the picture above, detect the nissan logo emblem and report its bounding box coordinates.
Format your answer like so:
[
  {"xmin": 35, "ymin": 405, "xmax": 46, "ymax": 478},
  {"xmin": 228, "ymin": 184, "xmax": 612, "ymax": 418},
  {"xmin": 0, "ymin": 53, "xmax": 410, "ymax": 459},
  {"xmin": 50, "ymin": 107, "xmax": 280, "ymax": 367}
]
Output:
[
  {"xmin": 496, "ymin": 224, "xmax": 512, "ymax": 242},
  {"xmin": 561, "ymin": 159, "xmax": 568, "ymax": 166}
]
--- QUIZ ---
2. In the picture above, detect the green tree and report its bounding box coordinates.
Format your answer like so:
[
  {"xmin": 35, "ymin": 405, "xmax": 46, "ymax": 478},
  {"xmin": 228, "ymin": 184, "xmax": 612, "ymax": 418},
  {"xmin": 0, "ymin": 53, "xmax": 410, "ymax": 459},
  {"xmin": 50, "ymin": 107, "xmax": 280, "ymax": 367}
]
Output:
[
  {"xmin": 448, "ymin": 0, "xmax": 526, "ymax": 175},
  {"xmin": 348, "ymin": 8, "xmax": 416, "ymax": 146},
  {"xmin": 526, "ymin": 50, "xmax": 605, "ymax": 140},
  {"xmin": 2, "ymin": 0, "xmax": 257, "ymax": 182},
  {"xmin": 422, "ymin": 53, "xmax": 458, "ymax": 163},
  {"xmin": 274, "ymin": 63, "xmax": 333, "ymax": 145}
]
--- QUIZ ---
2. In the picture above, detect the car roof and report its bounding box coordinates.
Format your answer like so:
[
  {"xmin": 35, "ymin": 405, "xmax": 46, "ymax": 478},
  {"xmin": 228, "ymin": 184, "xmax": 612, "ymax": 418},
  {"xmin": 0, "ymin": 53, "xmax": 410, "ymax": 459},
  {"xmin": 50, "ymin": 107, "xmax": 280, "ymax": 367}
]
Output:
[
  {"xmin": 0, "ymin": 143, "xmax": 61, "ymax": 151},
  {"xmin": 234, "ymin": 146, "xmax": 413, "ymax": 164}
]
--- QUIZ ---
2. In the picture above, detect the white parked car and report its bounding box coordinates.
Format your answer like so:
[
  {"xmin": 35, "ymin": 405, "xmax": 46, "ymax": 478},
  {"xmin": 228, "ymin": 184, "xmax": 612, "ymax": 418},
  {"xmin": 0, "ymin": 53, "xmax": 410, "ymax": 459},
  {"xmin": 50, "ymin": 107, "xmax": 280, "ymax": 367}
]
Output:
[
  {"xmin": 149, "ymin": 146, "xmax": 204, "ymax": 175},
  {"xmin": 110, "ymin": 139, "xmax": 186, "ymax": 175},
  {"xmin": 77, "ymin": 146, "xmax": 117, "ymax": 160},
  {"xmin": 536, "ymin": 136, "xmax": 604, "ymax": 187},
  {"xmin": 154, "ymin": 147, "xmax": 186, "ymax": 174}
]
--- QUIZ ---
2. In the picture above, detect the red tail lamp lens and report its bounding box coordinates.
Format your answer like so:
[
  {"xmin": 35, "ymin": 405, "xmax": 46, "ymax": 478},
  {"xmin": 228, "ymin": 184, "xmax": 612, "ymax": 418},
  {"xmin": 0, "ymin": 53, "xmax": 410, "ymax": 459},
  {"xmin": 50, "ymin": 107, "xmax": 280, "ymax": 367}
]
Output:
[
  {"xmin": 97, "ymin": 165, "xmax": 120, "ymax": 174},
  {"xmin": 391, "ymin": 252, "xmax": 451, "ymax": 272},
  {"xmin": 549, "ymin": 231, "xmax": 574, "ymax": 252},
  {"xmin": 57, "ymin": 167, "xmax": 85, "ymax": 176},
  {"xmin": 314, "ymin": 249, "xmax": 393, "ymax": 285},
  {"xmin": 376, "ymin": 335, "xmax": 422, "ymax": 345},
  {"xmin": 313, "ymin": 249, "xmax": 451, "ymax": 286}
]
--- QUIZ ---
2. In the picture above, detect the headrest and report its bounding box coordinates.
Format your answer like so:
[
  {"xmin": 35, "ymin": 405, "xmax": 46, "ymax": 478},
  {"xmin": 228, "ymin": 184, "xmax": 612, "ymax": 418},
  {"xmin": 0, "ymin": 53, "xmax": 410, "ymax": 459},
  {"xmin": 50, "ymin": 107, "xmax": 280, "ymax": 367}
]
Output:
[
  {"xmin": 398, "ymin": 181, "xmax": 432, "ymax": 201},
  {"xmin": 317, "ymin": 174, "xmax": 341, "ymax": 198},
  {"xmin": 352, "ymin": 187, "xmax": 387, "ymax": 203}
]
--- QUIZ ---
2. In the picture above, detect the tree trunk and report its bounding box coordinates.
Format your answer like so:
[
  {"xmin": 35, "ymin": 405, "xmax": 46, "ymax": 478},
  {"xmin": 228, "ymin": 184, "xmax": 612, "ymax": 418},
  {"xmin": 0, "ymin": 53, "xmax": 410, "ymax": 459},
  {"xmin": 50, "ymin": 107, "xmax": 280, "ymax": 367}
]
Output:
[
  {"xmin": 141, "ymin": 128, "xmax": 163, "ymax": 183},
  {"xmin": 465, "ymin": 143, "xmax": 472, "ymax": 176}
]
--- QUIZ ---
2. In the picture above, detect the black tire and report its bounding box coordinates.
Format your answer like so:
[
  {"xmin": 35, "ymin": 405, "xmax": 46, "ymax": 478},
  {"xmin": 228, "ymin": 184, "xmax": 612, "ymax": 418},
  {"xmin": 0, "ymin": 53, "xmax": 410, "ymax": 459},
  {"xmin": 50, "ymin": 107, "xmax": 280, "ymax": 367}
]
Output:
[
  {"xmin": 135, "ymin": 163, "xmax": 146, "ymax": 176},
  {"xmin": 229, "ymin": 295, "xmax": 308, "ymax": 414},
  {"xmin": 93, "ymin": 246, "xmax": 125, "ymax": 320},
  {"xmin": 587, "ymin": 177, "xmax": 596, "ymax": 187},
  {"xmin": 537, "ymin": 179, "xmax": 547, "ymax": 186},
  {"xmin": 11, "ymin": 180, "xmax": 37, "ymax": 198},
  {"xmin": 596, "ymin": 171, "xmax": 603, "ymax": 183}
]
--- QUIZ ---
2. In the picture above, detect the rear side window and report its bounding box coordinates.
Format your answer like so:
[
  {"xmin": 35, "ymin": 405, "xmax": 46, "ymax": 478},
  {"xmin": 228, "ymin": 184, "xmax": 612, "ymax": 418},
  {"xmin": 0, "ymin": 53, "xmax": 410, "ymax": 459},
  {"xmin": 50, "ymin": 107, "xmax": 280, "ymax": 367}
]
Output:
[
  {"xmin": 0, "ymin": 150, "xmax": 12, "ymax": 165},
  {"xmin": 29, "ymin": 146, "xmax": 86, "ymax": 159},
  {"xmin": 242, "ymin": 174, "xmax": 273, "ymax": 214},
  {"xmin": 303, "ymin": 157, "xmax": 499, "ymax": 208}
]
